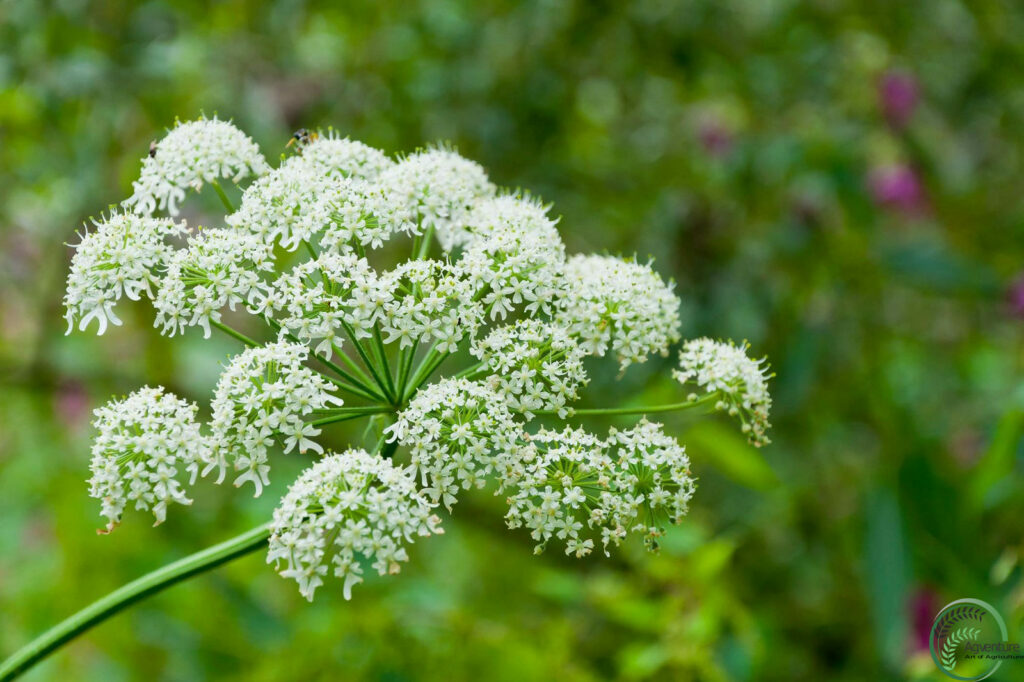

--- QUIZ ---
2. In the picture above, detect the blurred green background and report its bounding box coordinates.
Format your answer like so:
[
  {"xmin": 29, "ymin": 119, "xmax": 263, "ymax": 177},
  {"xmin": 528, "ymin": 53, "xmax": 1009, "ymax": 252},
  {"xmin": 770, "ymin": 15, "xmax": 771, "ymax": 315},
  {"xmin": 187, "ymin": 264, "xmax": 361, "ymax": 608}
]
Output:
[{"xmin": 2, "ymin": 0, "xmax": 1023, "ymax": 680}]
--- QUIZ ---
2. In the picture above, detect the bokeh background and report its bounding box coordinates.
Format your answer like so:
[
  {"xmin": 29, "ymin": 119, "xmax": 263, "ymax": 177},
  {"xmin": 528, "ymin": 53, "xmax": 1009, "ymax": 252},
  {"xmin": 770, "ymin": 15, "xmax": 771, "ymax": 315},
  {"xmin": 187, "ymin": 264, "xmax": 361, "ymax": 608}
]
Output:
[{"xmin": 2, "ymin": 0, "xmax": 1023, "ymax": 680}]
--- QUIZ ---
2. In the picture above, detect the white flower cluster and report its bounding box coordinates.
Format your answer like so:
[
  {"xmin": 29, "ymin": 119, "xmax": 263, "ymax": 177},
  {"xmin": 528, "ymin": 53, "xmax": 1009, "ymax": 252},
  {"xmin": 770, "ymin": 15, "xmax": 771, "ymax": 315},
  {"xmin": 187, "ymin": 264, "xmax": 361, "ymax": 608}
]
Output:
[
  {"xmin": 378, "ymin": 260, "xmax": 482, "ymax": 352},
  {"xmin": 457, "ymin": 195, "xmax": 566, "ymax": 319},
  {"xmin": 260, "ymin": 252, "xmax": 384, "ymax": 358},
  {"xmin": 388, "ymin": 378, "xmax": 519, "ymax": 509},
  {"xmin": 69, "ymin": 117, "xmax": 777, "ymax": 602},
  {"xmin": 472, "ymin": 319, "xmax": 588, "ymax": 419},
  {"xmin": 125, "ymin": 116, "xmax": 270, "ymax": 216},
  {"xmin": 64, "ymin": 212, "xmax": 187, "ymax": 335},
  {"xmin": 378, "ymin": 147, "xmax": 496, "ymax": 251},
  {"xmin": 88, "ymin": 386, "xmax": 208, "ymax": 531},
  {"xmin": 267, "ymin": 449, "xmax": 442, "ymax": 601},
  {"xmin": 288, "ymin": 133, "xmax": 394, "ymax": 181},
  {"xmin": 557, "ymin": 254, "xmax": 682, "ymax": 370},
  {"xmin": 225, "ymin": 157, "xmax": 335, "ymax": 251},
  {"xmin": 502, "ymin": 419, "xmax": 695, "ymax": 556},
  {"xmin": 674, "ymin": 338, "xmax": 772, "ymax": 446},
  {"xmin": 154, "ymin": 227, "xmax": 274, "ymax": 338},
  {"xmin": 207, "ymin": 341, "xmax": 342, "ymax": 496}
]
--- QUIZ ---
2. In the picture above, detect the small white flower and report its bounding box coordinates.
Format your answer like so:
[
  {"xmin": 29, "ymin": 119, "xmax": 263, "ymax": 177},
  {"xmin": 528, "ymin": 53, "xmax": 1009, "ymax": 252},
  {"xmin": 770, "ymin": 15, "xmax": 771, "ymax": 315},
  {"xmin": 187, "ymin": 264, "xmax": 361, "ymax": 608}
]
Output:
[
  {"xmin": 388, "ymin": 378, "xmax": 520, "ymax": 510},
  {"xmin": 207, "ymin": 341, "xmax": 342, "ymax": 496},
  {"xmin": 378, "ymin": 260, "xmax": 483, "ymax": 352},
  {"xmin": 88, "ymin": 386, "xmax": 209, "ymax": 532},
  {"xmin": 673, "ymin": 338, "xmax": 772, "ymax": 446},
  {"xmin": 124, "ymin": 116, "xmax": 270, "ymax": 216},
  {"xmin": 556, "ymin": 254, "xmax": 682, "ymax": 370},
  {"xmin": 267, "ymin": 448, "xmax": 443, "ymax": 601},
  {"xmin": 472, "ymin": 319, "xmax": 588, "ymax": 419},
  {"xmin": 377, "ymin": 147, "xmax": 496, "ymax": 251},
  {"xmin": 64, "ymin": 211, "xmax": 187, "ymax": 335},
  {"xmin": 153, "ymin": 227, "xmax": 274, "ymax": 338}
]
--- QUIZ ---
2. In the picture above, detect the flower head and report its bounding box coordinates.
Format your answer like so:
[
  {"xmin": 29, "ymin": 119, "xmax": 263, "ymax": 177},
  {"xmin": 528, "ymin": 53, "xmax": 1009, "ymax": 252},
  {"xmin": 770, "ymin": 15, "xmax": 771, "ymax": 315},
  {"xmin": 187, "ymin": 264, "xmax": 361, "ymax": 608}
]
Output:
[
  {"xmin": 288, "ymin": 133, "xmax": 394, "ymax": 181},
  {"xmin": 124, "ymin": 116, "xmax": 270, "ymax": 216},
  {"xmin": 267, "ymin": 448, "xmax": 442, "ymax": 600},
  {"xmin": 153, "ymin": 227, "xmax": 274, "ymax": 338},
  {"xmin": 378, "ymin": 260, "xmax": 483, "ymax": 353},
  {"xmin": 557, "ymin": 254, "xmax": 681, "ymax": 370},
  {"xmin": 388, "ymin": 378, "xmax": 519, "ymax": 510},
  {"xmin": 472, "ymin": 319, "xmax": 588, "ymax": 419},
  {"xmin": 456, "ymin": 195, "xmax": 566, "ymax": 319},
  {"xmin": 88, "ymin": 386, "xmax": 208, "ymax": 531},
  {"xmin": 378, "ymin": 147, "xmax": 496, "ymax": 251},
  {"xmin": 502, "ymin": 419, "xmax": 695, "ymax": 555},
  {"xmin": 207, "ymin": 341, "xmax": 342, "ymax": 495},
  {"xmin": 673, "ymin": 338, "xmax": 772, "ymax": 446},
  {"xmin": 64, "ymin": 211, "xmax": 187, "ymax": 335},
  {"xmin": 225, "ymin": 158, "xmax": 334, "ymax": 251}
]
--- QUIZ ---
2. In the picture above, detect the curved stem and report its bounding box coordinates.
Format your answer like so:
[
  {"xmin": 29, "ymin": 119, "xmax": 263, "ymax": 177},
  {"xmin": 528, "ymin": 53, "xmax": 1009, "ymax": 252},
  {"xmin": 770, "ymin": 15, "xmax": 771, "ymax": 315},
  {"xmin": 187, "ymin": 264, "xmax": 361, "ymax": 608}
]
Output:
[
  {"xmin": 211, "ymin": 181, "xmax": 235, "ymax": 213},
  {"xmin": 211, "ymin": 320, "xmax": 259, "ymax": 348},
  {"xmin": 0, "ymin": 524, "xmax": 271, "ymax": 682},
  {"xmin": 539, "ymin": 393, "xmax": 719, "ymax": 417}
]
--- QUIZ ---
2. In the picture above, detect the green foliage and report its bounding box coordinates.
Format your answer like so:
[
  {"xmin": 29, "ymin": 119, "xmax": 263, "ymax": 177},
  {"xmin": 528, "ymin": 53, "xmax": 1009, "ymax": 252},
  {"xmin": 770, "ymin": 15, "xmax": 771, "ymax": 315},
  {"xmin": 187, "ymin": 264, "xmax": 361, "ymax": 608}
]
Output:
[{"xmin": 1, "ymin": 0, "xmax": 1022, "ymax": 680}]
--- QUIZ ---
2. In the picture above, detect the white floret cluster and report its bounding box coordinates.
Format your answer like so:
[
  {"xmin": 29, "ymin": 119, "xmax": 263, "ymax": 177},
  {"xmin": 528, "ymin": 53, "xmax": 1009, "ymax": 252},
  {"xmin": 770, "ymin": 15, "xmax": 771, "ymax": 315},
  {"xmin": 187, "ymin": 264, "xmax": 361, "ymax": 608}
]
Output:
[
  {"xmin": 501, "ymin": 419, "xmax": 695, "ymax": 556},
  {"xmin": 387, "ymin": 378, "xmax": 519, "ymax": 510},
  {"xmin": 267, "ymin": 449, "xmax": 442, "ymax": 601},
  {"xmin": 260, "ymin": 251, "xmax": 384, "ymax": 358},
  {"xmin": 674, "ymin": 338, "xmax": 773, "ymax": 446},
  {"xmin": 67, "ymin": 117, "xmax": 775, "ymax": 602},
  {"xmin": 472, "ymin": 319, "xmax": 588, "ymax": 419},
  {"xmin": 378, "ymin": 147, "xmax": 496, "ymax": 251},
  {"xmin": 153, "ymin": 227, "xmax": 274, "ymax": 338},
  {"xmin": 88, "ymin": 387, "xmax": 208, "ymax": 532},
  {"xmin": 64, "ymin": 212, "xmax": 187, "ymax": 335},
  {"xmin": 457, "ymin": 195, "xmax": 566, "ymax": 319},
  {"xmin": 124, "ymin": 116, "xmax": 270, "ymax": 216},
  {"xmin": 207, "ymin": 341, "xmax": 342, "ymax": 496},
  {"xmin": 225, "ymin": 157, "xmax": 336, "ymax": 251},
  {"xmin": 288, "ymin": 133, "xmax": 394, "ymax": 181},
  {"xmin": 557, "ymin": 254, "xmax": 682, "ymax": 370}
]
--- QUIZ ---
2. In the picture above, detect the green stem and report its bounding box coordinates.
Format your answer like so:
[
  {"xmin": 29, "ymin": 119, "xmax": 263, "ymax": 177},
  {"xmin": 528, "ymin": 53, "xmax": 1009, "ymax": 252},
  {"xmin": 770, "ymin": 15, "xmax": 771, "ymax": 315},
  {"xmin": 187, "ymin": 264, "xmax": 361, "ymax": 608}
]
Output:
[
  {"xmin": 211, "ymin": 320, "xmax": 259, "ymax": 348},
  {"xmin": 310, "ymin": 407, "xmax": 393, "ymax": 427},
  {"xmin": 371, "ymin": 326, "xmax": 397, "ymax": 403},
  {"xmin": 453, "ymin": 361, "xmax": 486, "ymax": 379},
  {"xmin": 0, "ymin": 524, "xmax": 271, "ymax": 682},
  {"xmin": 415, "ymin": 224, "xmax": 434, "ymax": 260},
  {"xmin": 339, "ymin": 321, "xmax": 393, "ymax": 402},
  {"xmin": 539, "ymin": 394, "xmax": 718, "ymax": 417},
  {"xmin": 211, "ymin": 181, "xmax": 235, "ymax": 213}
]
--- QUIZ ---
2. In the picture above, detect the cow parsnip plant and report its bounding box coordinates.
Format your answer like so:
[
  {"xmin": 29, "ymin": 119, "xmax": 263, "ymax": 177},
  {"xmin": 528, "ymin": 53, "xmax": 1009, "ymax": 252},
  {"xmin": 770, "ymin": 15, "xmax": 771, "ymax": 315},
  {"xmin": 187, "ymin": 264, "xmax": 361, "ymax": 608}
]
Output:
[{"xmin": 0, "ymin": 117, "xmax": 773, "ymax": 679}]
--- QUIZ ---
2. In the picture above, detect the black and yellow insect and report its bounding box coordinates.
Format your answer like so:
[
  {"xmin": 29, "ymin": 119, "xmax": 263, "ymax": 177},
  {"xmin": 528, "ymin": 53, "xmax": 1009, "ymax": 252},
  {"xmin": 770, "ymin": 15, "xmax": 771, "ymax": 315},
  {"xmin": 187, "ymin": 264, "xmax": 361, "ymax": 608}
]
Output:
[
  {"xmin": 286, "ymin": 128, "xmax": 319, "ymax": 149},
  {"xmin": 148, "ymin": 141, "xmax": 158, "ymax": 158}
]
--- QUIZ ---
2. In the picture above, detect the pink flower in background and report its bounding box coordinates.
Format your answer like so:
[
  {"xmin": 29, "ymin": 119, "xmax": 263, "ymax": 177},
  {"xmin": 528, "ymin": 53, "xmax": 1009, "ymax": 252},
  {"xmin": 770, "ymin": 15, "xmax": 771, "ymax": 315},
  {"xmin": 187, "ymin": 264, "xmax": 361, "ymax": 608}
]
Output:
[
  {"xmin": 879, "ymin": 70, "xmax": 919, "ymax": 129},
  {"xmin": 868, "ymin": 163, "xmax": 925, "ymax": 214},
  {"xmin": 697, "ymin": 119, "xmax": 734, "ymax": 157},
  {"xmin": 909, "ymin": 587, "xmax": 941, "ymax": 652},
  {"xmin": 55, "ymin": 381, "xmax": 90, "ymax": 428},
  {"xmin": 1008, "ymin": 273, "xmax": 1024, "ymax": 319}
]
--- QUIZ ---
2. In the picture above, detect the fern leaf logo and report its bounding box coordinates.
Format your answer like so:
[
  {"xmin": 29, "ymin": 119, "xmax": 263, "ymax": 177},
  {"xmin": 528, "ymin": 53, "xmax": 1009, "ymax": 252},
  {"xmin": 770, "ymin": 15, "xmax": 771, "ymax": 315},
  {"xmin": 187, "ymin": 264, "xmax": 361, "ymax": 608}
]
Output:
[{"xmin": 929, "ymin": 598, "xmax": 1008, "ymax": 681}]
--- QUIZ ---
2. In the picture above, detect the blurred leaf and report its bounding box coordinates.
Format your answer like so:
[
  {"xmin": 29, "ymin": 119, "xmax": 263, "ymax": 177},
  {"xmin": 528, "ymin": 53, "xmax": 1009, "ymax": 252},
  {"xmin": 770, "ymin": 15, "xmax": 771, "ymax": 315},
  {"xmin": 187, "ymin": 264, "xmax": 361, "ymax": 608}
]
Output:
[
  {"xmin": 864, "ymin": 486, "xmax": 911, "ymax": 670},
  {"xmin": 684, "ymin": 421, "xmax": 777, "ymax": 490},
  {"xmin": 968, "ymin": 408, "xmax": 1023, "ymax": 513}
]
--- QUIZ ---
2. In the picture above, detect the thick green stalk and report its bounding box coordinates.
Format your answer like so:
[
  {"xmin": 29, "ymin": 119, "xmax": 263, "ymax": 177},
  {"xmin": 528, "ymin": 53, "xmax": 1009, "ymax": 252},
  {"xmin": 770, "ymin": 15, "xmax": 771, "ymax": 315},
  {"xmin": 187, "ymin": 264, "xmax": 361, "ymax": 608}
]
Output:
[
  {"xmin": 309, "ymin": 406, "xmax": 393, "ymax": 427},
  {"xmin": 0, "ymin": 524, "xmax": 272, "ymax": 682}
]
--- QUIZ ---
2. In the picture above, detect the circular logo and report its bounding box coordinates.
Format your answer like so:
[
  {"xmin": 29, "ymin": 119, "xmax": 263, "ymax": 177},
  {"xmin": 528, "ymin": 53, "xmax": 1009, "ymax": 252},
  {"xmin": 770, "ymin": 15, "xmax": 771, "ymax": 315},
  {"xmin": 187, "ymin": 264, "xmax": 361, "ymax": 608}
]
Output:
[{"xmin": 930, "ymin": 599, "xmax": 1008, "ymax": 681}]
